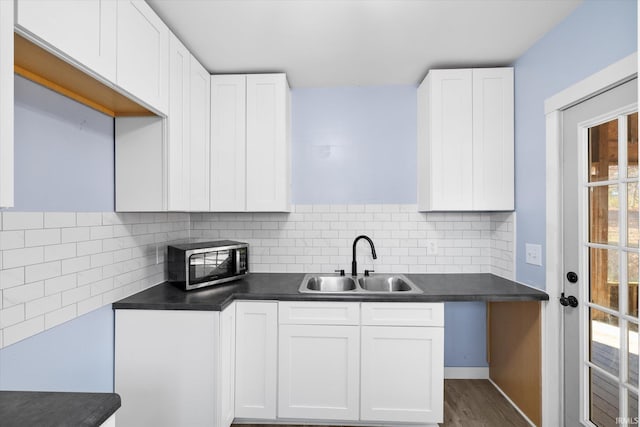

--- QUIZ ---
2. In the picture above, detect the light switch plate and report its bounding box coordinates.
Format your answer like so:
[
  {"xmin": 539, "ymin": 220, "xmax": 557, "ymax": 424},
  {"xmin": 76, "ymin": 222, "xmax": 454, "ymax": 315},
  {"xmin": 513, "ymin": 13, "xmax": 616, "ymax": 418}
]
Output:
[
  {"xmin": 426, "ymin": 240, "xmax": 438, "ymax": 256},
  {"xmin": 525, "ymin": 243, "xmax": 542, "ymax": 266}
]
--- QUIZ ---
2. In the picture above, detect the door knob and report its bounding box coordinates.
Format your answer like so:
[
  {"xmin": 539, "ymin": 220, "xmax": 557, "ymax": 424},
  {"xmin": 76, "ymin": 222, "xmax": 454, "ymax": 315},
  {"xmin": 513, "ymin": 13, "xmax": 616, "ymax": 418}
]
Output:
[
  {"xmin": 567, "ymin": 272, "xmax": 578, "ymax": 283},
  {"xmin": 560, "ymin": 292, "xmax": 579, "ymax": 307}
]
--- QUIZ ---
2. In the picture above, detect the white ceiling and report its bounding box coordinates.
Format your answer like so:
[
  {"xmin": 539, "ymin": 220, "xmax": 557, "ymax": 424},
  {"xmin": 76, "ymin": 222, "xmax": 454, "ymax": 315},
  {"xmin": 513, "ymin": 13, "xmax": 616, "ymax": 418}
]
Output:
[{"xmin": 147, "ymin": 0, "xmax": 583, "ymax": 88}]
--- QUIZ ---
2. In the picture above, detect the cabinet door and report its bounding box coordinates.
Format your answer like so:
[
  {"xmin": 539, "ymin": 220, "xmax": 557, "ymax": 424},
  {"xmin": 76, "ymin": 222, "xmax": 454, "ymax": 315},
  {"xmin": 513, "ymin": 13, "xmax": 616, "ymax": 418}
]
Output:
[
  {"xmin": 278, "ymin": 324, "xmax": 359, "ymax": 420},
  {"xmin": 116, "ymin": 0, "xmax": 169, "ymax": 114},
  {"xmin": 235, "ymin": 302, "xmax": 278, "ymax": 419},
  {"xmin": 188, "ymin": 57, "xmax": 211, "ymax": 211},
  {"xmin": 210, "ymin": 75, "xmax": 246, "ymax": 211},
  {"xmin": 472, "ymin": 68, "xmax": 514, "ymax": 211},
  {"xmin": 115, "ymin": 310, "xmax": 218, "ymax": 427},
  {"xmin": 361, "ymin": 326, "xmax": 444, "ymax": 423},
  {"xmin": 167, "ymin": 34, "xmax": 190, "ymax": 211},
  {"xmin": 429, "ymin": 69, "xmax": 473, "ymax": 210},
  {"xmin": 246, "ymin": 74, "xmax": 291, "ymax": 212},
  {"xmin": 220, "ymin": 303, "xmax": 236, "ymax": 427},
  {"xmin": 0, "ymin": 0, "xmax": 13, "ymax": 208},
  {"xmin": 15, "ymin": 0, "xmax": 117, "ymax": 83}
]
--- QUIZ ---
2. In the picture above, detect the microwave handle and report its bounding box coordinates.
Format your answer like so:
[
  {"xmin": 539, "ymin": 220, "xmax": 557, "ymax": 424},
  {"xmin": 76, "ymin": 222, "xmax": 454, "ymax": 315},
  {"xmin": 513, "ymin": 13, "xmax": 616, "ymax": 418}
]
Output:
[{"xmin": 235, "ymin": 249, "xmax": 241, "ymax": 274}]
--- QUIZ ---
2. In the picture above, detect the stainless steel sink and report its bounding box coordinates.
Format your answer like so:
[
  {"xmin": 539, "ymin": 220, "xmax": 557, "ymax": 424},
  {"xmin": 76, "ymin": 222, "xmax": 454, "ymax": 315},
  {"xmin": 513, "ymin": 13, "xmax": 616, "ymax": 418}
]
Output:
[
  {"xmin": 358, "ymin": 275, "xmax": 418, "ymax": 292},
  {"xmin": 304, "ymin": 275, "xmax": 357, "ymax": 292},
  {"xmin": 299, "ymin": 273, "xmax": 422, "ymax": 294}
]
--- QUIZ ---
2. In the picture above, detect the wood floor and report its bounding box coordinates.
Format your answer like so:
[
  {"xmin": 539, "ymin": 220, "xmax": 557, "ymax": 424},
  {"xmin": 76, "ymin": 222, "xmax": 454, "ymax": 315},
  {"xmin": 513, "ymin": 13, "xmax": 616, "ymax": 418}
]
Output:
[{"xmin": 232, "ymin": 379, "xmax": 529, "ymax": 427}]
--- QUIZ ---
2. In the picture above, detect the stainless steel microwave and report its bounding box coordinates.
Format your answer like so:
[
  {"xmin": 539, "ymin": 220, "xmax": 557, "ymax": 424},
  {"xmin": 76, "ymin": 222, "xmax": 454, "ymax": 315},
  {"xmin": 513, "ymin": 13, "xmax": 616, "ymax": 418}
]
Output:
[{"xmin": 167, "ymin": 240, "xmax": 248, "ymax": 291}]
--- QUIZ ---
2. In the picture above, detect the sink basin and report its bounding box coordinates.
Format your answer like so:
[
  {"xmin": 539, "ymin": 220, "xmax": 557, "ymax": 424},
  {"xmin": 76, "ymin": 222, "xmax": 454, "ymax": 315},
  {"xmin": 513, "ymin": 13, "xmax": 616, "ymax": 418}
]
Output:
[
  {"xmin": 299, "ymin": 274, "xmax": 422, "ymax": 294},
  {"xmin": 358, "ymin": 275, "xmax": 416, "ymax": 292},
  {"xmin": 302, "ymin": 275, "xmax": 357, "ymax": 292}
]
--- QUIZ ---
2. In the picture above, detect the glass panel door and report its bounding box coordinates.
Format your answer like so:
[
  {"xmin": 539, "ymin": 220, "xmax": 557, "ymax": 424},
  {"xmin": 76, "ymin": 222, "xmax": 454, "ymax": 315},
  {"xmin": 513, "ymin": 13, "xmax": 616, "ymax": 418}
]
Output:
[{"xmin": 586, "ymin": 111, "xmax": 639, "ymax": 426}]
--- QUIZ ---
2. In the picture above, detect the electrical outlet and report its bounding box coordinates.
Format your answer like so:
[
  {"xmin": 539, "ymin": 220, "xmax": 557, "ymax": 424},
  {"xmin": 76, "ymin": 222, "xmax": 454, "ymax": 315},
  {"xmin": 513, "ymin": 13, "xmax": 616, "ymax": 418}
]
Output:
[
  {"xmin": 426, "ymin": 240, "xmax": 438, "ymax": 256},
  {"xmin": 525, "ymin": 243, "xmax": 542, "ymax": 266}
]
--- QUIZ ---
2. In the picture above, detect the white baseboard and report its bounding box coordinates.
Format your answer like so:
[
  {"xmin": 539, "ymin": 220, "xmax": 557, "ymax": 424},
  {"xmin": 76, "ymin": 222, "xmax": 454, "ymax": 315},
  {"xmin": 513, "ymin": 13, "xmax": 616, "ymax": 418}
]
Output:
[
  {"xmin": 489, "ymin": 378, "xmax": 537, "ymax": 427},
  {"xmin": 444, "ymin": 367, "xmax": 489, "ymax": 379}
]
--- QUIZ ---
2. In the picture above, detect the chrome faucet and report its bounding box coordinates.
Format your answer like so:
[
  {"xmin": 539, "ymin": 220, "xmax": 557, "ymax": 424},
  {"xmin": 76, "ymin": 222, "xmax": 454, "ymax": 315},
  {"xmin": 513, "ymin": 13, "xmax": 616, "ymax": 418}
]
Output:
[{"xmin": 352, "ymin": 235, "xmax": 377, "ymax": 276}]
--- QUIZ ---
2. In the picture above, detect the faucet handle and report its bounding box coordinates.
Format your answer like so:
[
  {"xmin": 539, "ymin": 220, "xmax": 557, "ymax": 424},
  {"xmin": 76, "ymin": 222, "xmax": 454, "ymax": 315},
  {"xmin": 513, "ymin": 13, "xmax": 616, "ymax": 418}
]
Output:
[
  {"xmin": 334, "ymin": 269, "xmax": 345, "ymax": 276},
  {"xmin": 364, "ymin": 269, "xmax": 375, "ymax": 277}
]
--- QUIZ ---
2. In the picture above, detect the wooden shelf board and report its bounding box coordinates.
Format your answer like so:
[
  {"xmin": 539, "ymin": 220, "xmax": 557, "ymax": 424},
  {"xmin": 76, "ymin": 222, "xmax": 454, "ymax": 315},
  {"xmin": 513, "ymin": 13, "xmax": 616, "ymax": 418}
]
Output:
[{"xmin": 14, "ymin": 33, "xmax": 155, "ymax": 117}]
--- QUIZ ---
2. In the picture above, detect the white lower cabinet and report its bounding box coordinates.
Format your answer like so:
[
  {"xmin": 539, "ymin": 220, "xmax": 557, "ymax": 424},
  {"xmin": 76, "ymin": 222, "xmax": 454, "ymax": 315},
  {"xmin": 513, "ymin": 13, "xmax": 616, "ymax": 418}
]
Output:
[
  {"xmin": 235, "ymin": 301, "xmax": 278, "ymax": 419},
  {"xmin": 278, "ymin": 324, "xmax": 360, "ymax": 421},
  {"xmin": 361, "ymin": 326, "xmax": 444, "ymax": 423},
  {"xmin": 114, "ymin": 305, "xmax": 235, "ymax": 427}
]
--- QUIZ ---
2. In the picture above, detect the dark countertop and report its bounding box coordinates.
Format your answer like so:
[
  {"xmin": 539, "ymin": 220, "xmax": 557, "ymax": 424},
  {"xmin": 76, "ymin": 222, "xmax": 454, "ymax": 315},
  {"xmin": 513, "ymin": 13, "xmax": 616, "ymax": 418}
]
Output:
[
  {"xmin": 0, "ymin": 391, "xmax": 120, "ymax": 427},
  {"xmin": 113, "ymin": 273, "xmax": 548, "ymax": 311}
]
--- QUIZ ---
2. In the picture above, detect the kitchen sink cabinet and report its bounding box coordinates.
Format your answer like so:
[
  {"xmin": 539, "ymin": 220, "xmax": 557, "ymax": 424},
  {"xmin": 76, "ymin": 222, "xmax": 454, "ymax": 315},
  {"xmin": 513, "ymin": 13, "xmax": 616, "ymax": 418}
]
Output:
[
  {"xmin": 114, "ymin": 304, "xmax": 235, "ymax": 427},
  {"xmin": 235, "ymin": 301, "xmax": 278, "ymax": 420},
  {"xmin": 210, "ymin": 73, "xmax": 291, "ymax": 212},
  {"xmin": 278, "ymin": 324, "xmax": 360, "ymax": 421},
  {"xmin": 15, "ymin": 0, "xmax": 117, "ymax": 84},
  {"xmin": 116, "ymin": 0, "xmax": 169, "ymax": 114},
  {"xmin": 417, "ymin": 67, "xmax": 513, "ymax": 211},
  {"xmin": 0, "ymin": 0, "xmax": 13, "ymax": 208}
]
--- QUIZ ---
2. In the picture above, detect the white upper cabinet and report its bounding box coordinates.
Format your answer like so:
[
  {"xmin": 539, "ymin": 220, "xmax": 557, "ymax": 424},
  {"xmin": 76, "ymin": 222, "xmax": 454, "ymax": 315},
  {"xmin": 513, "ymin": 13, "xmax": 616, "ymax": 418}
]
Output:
[
  {"xmin": 167, "ymin": 33, "xmax": 190, "ymax": 211},
  {"xmin": 0, "ymin": 0, "xmax": 13, "ymax": 208},
  {"xmin": 116, "ymin": 0, "xmax": 169, "ymax": 115},
  {"xmin": 246, "ymin": 74, "xmax": 291, "ymax": 212},
  {"xmin": 210, "ymin": 75, "xmax": 247, "ymax": 212},
  {"xmin": 417, "ymin": 67, "xmax": 514, "ymax": 211},
  {"xmin": 15, "ymin": 0, "xmax": 117, "ymax": 83},
  {"xmin": 188, "ymin": 56, "xmax": 211, "ymax": 211},
  {"xmin": 472, "ymin": 68, "xmax": 515, "ymax": 211},
  {"xmin": 210, "ymin": 74, "xmax": 291, "ymax": 212}
]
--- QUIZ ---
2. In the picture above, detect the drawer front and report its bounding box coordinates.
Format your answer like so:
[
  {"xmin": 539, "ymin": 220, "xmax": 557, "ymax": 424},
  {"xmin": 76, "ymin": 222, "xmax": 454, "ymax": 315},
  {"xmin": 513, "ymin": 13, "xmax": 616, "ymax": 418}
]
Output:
[
  {"xmin": 361, "ymin": 303, "xmax": 444, "ymax": 327},
  {"xmin": 278, "ymin": 301, "xmax": 360, "ymax": 325}
]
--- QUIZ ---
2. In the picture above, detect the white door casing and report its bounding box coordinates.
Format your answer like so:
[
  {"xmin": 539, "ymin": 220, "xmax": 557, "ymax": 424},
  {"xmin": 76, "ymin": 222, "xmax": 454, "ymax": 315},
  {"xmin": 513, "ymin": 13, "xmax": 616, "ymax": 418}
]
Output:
[{"xmin": 545, "ymin": 52, "xmax": 638, "ymax": 427}]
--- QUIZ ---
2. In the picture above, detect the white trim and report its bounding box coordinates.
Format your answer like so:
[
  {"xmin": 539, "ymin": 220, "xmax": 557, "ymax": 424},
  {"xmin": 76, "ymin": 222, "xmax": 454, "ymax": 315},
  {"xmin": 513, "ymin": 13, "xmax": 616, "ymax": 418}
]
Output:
[
  {"xmin": 544, "ymin": 52, "xmax": 638, "ymax": 114},
  {"xmin": 488, "ymin": 378, "xmax": 537, "ymax": 427},
  {"xmin": 544, "ymin": 52, "xmax": 638, "ymax": 427},
  {"xmin": 444, "ymin": 367, "xmax": 489, "ymax": 379}
]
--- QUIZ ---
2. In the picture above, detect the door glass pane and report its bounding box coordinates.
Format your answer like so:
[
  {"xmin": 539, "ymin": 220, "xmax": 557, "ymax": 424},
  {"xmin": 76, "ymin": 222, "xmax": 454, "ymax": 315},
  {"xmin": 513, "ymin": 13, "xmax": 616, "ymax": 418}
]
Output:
[
  {"xmin": 589, "ymin": 185, "xmax": 619, "ymax": 245},
  {"xmin": 629, "ymin": 322, "xmax": 638, "ymax": 387},
  {"xmin": 590, "ymin": 308, "xmax": 620, "ymax": 376},
  {"xmin": 590, "ymin": 247, "xmax": 620, "ymax": 310},
  {"xmin": 629, "ymin": 389, "xmax": 639, "ymax": 419},
  {"xmin": 629, "ymin": 252, "xmax": 639, "ymax": 318},
  {"xmin": 628, "ymin": 112, "xmax": 638, "ymax": 178},
  {"xmin": 590, "ymin": 367, "xmax": 620, "ymax": 427},
  {"xmin": 589, "ymin": 118, "xmax": 619, "ymax": 182},
  {"xmin": 629, "ymin": 182, "xmax": 639, "ymax": 248}
]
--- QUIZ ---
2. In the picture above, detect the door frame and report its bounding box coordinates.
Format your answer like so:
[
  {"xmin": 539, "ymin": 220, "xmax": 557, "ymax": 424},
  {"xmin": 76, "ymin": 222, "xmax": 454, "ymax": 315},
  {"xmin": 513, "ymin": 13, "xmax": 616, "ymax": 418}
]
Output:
[{"xmin": 544, "ymin": 52, "xmax": 637, "ymax": 426}]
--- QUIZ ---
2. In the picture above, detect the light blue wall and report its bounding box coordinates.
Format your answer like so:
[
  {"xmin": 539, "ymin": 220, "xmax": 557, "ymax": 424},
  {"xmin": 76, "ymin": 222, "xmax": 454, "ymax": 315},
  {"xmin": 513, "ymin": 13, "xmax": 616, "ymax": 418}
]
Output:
[
  {"xmin": 0, "ymin": 306, "xmax": 114, "ymax": 392},
  {"xmin": 12, "ymin": 75, "xmax": 114, "ymax": 212},
  {"xmin": 513, "ymin": 0, "xmax": 637, "ymax": 288},
  {"xmin": 292, "ymin": 85, "xmax": 416, "ymax": 204},
  {"xmin": 444, "ymin": 302, "xmax": 488, "ymax": 367}
]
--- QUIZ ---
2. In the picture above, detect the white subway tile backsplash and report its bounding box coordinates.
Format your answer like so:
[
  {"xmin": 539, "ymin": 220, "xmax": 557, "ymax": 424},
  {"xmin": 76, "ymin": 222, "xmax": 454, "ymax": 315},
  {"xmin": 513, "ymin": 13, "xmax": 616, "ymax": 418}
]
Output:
[
  {"xmin": 3, "ymin": 315, "xmax": 44, "ymax": 347},
  {"xmin": 44, "ymin": 243, "xmax": 77, "ymax": 262},
  {"xmin": 3, "ymin": 212, "xmax": 44, "ymax": 230},
  {"xmin": 0, "ymin": 231, "xmax": 25, "ymax": 250},
  {"xmin": 26, "ymin": 294, "xmax": 61, "ymax": 319},
  {"xmin": 25, "ymin": 229, "xmax": 61, "ymax": 247},
  {"xmin": 3, "ymin": 247, "xmax": 44, "ymax": 268},
  {"xmin": 25, "ymin": 261, "xmax": 61, "ymax": 283},
  {"xmin": 3, "ymin": 282, "xmax": 45, "ymax": 307},
  {"xmin": 44, "ymin": 213, "xmax": 76, "ymax": 229},
  {"xmin": 0, "ymin": 207, "xmax": 512, "ymax": 349},
  {"xmin": 76, "ymin": 212, "xmax": 102, "ymax": 227}
]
